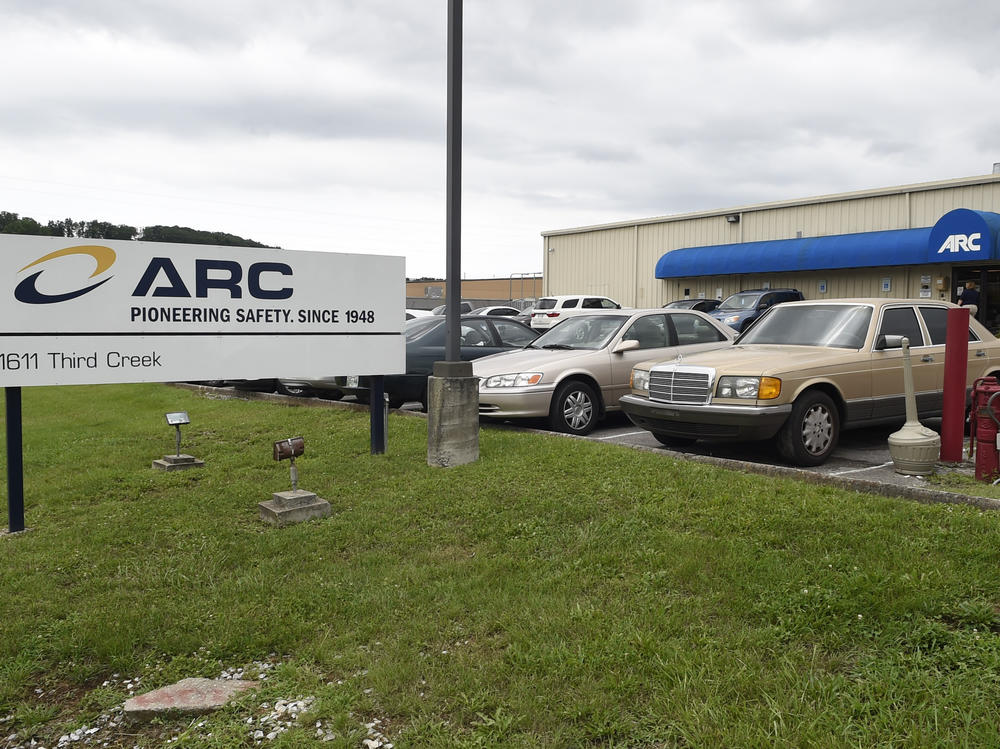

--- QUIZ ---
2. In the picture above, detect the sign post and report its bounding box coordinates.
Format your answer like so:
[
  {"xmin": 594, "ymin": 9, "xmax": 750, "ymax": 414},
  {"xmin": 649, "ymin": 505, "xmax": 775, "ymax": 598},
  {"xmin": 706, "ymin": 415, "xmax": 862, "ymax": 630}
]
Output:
[{"xmin": 5, "ymin": 387, "xmax": 24, "ymax": 533}]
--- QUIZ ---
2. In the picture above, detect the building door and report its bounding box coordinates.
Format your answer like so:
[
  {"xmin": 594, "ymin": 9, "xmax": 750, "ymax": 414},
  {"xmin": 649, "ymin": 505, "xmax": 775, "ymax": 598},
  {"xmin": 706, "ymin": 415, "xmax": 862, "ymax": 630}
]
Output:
[{"xmin": 952, "ymin": 266, "xmax": 1000, "ymax": 333}]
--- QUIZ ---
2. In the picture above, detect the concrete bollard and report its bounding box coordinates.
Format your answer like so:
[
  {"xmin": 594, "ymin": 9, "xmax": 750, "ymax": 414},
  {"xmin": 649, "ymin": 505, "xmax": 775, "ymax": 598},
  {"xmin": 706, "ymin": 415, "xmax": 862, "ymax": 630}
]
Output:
[{"xmin": 427, "ymin": 361, "xmax": 479, "ymax": 467}]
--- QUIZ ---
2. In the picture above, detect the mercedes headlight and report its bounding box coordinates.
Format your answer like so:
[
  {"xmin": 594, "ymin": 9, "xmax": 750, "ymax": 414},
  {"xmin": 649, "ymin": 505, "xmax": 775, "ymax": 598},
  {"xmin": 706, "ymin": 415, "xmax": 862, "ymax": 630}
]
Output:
[
  {"xmin": 723, "ymin": 315, "xmax": 741, "ymax": 325},
  {"xmin": 482, "ymin": 372, "xmax": 543, "ymax": 388},
  {"xmin": 716, "ymin": 376, "xmax": 781, "ymax": 399},
  {"xmin": 631, "ymin": 368, "xmax": 650, "ymax": 394}
]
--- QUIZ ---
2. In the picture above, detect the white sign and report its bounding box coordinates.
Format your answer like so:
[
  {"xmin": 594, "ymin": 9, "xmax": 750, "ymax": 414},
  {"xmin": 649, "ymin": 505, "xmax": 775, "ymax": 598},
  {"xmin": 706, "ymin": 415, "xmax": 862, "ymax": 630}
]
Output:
[
  {"xmin": 936, "ymin": 232, "xmax": 982, "ymax": 254},
  {"xmin": 881, "ymin": 277, "xmax": 892, "ymax": 293},
  {"xmin": 0, "ymin": 236, "xmax": 406, "ymax": 387}
]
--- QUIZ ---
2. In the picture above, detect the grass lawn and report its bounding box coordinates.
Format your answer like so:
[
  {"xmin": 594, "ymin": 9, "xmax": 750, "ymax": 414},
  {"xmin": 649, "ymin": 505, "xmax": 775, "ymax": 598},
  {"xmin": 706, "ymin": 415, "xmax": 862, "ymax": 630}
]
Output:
[{"xmin": 3, "ymin": 383, "xmax": 1000, "ymax": 747}]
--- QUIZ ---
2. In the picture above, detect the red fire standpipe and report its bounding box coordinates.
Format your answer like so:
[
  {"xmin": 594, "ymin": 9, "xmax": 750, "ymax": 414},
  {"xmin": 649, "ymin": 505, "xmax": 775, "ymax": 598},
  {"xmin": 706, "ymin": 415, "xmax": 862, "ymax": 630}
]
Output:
[
  {"xmin": 975, "ymin": 390, "xmax": 1000, "ymax": 482},
  {"xmin": 968, "ymin": 377, "xmax": 999, "ymax": 459},
  {"xmin": 940, "ymin": 307, "xmax": 970, "ymax": 461}
]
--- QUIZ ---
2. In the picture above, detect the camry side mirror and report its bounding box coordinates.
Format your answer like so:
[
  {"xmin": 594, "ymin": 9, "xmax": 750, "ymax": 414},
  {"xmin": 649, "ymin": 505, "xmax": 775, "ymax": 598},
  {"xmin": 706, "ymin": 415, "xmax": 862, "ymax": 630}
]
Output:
[
  {"xmin": 613, "ymin": 339, "xmax": 641, "ymax": 354},
  {"xmin": 874, "ymin": 334, "xmax": 905, "ymax": 350}
]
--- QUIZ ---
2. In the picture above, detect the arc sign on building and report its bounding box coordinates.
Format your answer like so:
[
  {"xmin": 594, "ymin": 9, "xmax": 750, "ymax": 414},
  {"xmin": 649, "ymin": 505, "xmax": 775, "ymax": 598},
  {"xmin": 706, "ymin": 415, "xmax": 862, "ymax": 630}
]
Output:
[{"xmin": 0, "ymin": 236, "xmax": 406, "ymax": 387}]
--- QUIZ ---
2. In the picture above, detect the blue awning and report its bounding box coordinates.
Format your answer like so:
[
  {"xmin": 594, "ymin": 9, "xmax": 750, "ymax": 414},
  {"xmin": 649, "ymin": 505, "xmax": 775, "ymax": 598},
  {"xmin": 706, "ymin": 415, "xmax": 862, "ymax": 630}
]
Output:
[{"xmin": 655, "ymin": 209, "xmax": 1000, "ymax": 279}]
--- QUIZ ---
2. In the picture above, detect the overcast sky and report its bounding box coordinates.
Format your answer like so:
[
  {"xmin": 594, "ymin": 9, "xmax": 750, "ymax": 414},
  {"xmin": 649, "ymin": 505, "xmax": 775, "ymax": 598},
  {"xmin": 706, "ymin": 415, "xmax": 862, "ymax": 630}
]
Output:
[{"xmin": 2, "ymin": 0, "xmax": 998, "ymax": 280}]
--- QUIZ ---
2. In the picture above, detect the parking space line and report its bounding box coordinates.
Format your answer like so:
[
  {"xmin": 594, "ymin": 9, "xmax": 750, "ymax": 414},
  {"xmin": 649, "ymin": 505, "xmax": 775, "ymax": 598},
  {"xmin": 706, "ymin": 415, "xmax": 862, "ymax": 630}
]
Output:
[
  {"xmin": 828, "ymin": 461, "xmax": 894, "ymax": 476},
  {"xmin": 593, "ymin": 430, "xmax": 649, "ymax": 440}
]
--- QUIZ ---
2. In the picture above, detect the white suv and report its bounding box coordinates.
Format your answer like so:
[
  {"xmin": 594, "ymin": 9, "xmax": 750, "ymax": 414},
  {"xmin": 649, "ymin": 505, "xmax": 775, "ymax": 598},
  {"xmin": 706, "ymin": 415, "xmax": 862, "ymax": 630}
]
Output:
[{"xmin": 529, "ymin": 294, "xmax": 621, "ymax": 330}]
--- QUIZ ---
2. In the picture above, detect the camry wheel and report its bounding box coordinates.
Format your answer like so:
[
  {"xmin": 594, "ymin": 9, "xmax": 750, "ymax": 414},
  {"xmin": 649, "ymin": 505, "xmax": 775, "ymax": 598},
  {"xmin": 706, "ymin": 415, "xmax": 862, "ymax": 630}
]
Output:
[
  {"xmin": 777, "ymin": 390, "xmax": 839, "ymax": 466},
  {"xmin": 549, "ymin": 381, "xmax": 599, "ymax": 435}
]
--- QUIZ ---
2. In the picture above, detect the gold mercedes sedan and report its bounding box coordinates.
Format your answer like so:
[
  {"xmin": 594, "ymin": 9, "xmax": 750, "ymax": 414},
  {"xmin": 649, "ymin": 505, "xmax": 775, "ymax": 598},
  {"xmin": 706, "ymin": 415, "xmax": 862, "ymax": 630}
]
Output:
[
  {"xmin": 620, "ymin": 299, "xmax": 1000, "ymax": 466},
  {"xmin": 474, "ymin": 309, "xmax": 736, "ymax": 435}
]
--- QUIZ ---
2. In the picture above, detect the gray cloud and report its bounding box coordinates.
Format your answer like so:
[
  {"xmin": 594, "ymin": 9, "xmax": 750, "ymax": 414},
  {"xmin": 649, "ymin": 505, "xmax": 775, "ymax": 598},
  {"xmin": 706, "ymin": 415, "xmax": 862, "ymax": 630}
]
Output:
[{"xmin": 0, "ymin": 0, "xmax": 998, "ymax": 278}]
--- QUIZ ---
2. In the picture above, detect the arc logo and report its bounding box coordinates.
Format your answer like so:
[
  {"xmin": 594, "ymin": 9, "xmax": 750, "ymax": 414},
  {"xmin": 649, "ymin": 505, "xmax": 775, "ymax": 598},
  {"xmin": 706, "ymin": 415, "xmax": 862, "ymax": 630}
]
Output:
[
  {"xmin": 936, "ymin": 233, "xmax": 982, "ymax": 254},
  {"xmin": 15, "ymin": 245, "xmax": 117, "ymax": 304}
]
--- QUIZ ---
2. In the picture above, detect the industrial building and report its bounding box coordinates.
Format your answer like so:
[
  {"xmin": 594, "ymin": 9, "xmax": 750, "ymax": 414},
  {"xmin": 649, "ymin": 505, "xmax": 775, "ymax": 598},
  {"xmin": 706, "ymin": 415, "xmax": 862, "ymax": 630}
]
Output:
[{"xmin": 541, "ymin": 171, "xmax": 1000, "ymax": 331}]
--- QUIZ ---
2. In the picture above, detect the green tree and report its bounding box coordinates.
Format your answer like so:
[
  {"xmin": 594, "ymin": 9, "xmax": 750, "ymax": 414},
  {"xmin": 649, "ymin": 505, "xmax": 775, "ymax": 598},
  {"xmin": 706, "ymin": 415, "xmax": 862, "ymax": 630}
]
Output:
[
  {"xmin": 82, "ymin": 220, "xmax": 138, "ymax": 240},
  {"xmin": 139, "ymin": 224, "xmax": 275, "ymax": 248},
  {"xmin": 0, "ymin": 211, "xmax": 52, "ymax": 235}
]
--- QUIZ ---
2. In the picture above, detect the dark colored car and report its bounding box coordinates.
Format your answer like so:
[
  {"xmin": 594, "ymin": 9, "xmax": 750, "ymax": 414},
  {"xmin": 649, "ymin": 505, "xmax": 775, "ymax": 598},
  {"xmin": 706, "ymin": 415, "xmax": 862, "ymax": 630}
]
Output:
[
  {"xmin": 342, "ymin": 315, "xmax": 539, "ymax": 409},
  {"xmin": 663, "ymin": 298, "xmax": 722, "ymax": 313},
  {"xmin": 710, "ymin": 288, "xmax": 804, "ymax": 332}
]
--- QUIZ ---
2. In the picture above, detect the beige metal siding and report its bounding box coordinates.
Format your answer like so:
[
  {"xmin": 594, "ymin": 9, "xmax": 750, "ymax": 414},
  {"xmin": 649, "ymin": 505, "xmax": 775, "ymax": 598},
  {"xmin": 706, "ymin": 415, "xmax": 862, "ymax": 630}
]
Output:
[
  {"xmin": 543, "ymin": 174, "xmax": 1000, "ymax": 308},
  {"xmin": 543, "ymin": 226, "xmax": 635, "ymax": 304},
  {"xmin": 910, "ymin": 183, "xmax": 1000, "ymax": 224}
]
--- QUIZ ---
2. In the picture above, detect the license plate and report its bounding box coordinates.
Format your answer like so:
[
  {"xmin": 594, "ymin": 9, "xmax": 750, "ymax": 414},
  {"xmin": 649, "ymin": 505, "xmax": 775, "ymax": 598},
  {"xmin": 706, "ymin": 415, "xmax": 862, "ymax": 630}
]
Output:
[{"xmin": 346, "ymin": 376, "xmax": 359, "ymax": 388}]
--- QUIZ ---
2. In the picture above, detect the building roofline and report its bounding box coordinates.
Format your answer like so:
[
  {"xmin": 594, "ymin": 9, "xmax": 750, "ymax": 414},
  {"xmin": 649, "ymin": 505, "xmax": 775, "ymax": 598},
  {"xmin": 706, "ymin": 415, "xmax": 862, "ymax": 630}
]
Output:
[{"xmin": 540, "ymin": 172, "xmax": 1000, "ymax": 238}]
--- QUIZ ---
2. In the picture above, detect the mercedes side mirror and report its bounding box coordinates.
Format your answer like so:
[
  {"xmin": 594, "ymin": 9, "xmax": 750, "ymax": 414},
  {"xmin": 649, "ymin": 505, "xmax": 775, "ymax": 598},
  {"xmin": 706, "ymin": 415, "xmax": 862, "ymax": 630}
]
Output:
[{"xmin": 874, "ymin": 334, "xmax": 905, "ymax": 351}]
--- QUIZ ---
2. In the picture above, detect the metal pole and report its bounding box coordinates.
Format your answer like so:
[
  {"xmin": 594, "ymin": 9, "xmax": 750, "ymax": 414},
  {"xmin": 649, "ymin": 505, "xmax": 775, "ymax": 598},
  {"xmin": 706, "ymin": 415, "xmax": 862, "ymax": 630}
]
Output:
[
  {"xmin": 5, "ymin": 386, "xmax": 25, "ymax": 533},
  {"xmin": 174, "ymin": 425, "xmax": 182, "ymax": 457},
  {"xmin": 370, "ymin": 375, "xmax": 387, "ymax": 454},
  {"xmin": 444, "ymin": 0, "xmax": 463, "ymax": 362},
  {"xmin": 940, "ymin": 306, "xmax": 970, "ymax": 461}
]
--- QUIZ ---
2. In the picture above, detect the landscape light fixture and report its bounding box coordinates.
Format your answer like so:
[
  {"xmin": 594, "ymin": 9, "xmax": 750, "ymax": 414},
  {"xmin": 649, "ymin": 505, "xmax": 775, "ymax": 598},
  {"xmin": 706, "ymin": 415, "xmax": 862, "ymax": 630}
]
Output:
[
  {"xmin": 165, "ymin": 411, "xmax": 189, "ymax": 455},
  {"xmin": 152, "ymin": 411, "xmax": 204, "ymax": 470},
  {"xmin": 725, "ymin": 214, "xmax": 740, "ymax": 224},
  {"xmin": 273, "ymin": 436, "xmax": 306, "ymax": 491},
  {"xmin": 258, "ymin": 436, "xmax": 330, "ymax": 526}
]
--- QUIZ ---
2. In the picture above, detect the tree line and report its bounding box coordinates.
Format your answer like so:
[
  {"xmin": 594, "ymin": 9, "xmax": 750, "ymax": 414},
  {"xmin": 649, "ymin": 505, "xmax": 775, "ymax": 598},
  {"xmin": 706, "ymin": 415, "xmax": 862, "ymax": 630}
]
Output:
[{"xmin": 0, "ymin": 211, "xmax": 276, "ymax": 248}]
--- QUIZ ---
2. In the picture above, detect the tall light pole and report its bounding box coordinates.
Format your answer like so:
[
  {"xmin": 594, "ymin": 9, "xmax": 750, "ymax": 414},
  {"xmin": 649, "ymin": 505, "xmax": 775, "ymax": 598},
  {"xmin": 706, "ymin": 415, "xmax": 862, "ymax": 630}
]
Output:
[
  {"xmin": 427, "ymin": 0, "xmax": 479, "ymax": 467},
  {"xmin": 444, "ymin": 0, "xmax": 462, "ymax": 361}
]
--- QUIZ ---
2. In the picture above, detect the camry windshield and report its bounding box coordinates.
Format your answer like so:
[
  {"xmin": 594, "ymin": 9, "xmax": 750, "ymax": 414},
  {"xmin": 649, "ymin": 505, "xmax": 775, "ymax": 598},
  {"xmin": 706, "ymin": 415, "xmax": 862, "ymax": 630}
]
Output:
[
  {"xmin": 738, "ymin": 305, "xmax": 873, "ymax": 348},
  {"xmin": 528, "ymin": 314, "xmax": 628, "ymax": 350},
  {"xmin": 718, "ymin": 292, "xmax": 763, "ymax": 311}
]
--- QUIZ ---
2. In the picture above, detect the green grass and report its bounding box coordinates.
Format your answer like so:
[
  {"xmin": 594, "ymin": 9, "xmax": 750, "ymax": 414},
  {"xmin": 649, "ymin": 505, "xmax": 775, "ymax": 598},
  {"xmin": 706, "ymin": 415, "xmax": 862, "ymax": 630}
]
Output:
[{"xmin": 3, "ymin": 384, "xmax": 1000, "ymax": 747}]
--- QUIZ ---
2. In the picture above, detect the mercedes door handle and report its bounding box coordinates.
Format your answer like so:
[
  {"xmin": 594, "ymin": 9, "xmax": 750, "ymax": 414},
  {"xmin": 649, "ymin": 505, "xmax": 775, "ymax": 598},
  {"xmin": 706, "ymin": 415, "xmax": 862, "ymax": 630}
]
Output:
[
  {"xmin": 921, "ymin": 355, "xmax": 934, "ymax": 362},
  {"xmin": 977, "ymin": 350, "xmax": 988, "ymax": 357}
]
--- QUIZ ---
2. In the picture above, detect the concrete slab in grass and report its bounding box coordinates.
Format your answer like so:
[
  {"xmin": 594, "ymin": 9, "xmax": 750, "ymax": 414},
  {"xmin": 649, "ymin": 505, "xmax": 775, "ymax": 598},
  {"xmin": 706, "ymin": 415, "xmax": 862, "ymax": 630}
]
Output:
[{"xmin": 124, "ymin": 677, "xmax": 258, "ymax": 721}]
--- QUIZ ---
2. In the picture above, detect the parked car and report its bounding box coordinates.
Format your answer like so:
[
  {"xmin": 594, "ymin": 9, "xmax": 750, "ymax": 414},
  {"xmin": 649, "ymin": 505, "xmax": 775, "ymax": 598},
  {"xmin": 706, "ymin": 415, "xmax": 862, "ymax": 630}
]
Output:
[
  {"xmin": 621, "ymin": 299, "xmax": 1000, "ymax": 466},
  {"xmin": 513, "ymin": 307, "xmax": 535, "ymax": 326},
  {"xmin": 530, "ymin": 294, "xmax": 622, "ymax": 330},
  {"xmin": 469, "ymin": 305, "xmax": 521, "ymax": 317},
  {"xmin": 275, "ymin": 377, "xmax": 344, "ymax": 399},
  {"xmin": 475, "ymin": 309, "xmax": 735, "ymax": 435},
  {"xmin": 430, "ymin": 301, "xmax": 473, "ymax": 315},
  {"xmin": 328, "ymin": 315, "xmax": 539, "ymax": 409},
  {"xmin": 710, "ymin": 288, "xmax": 803, "ymax": 332},
  {"xmin": 664, "ymin": 298, "xmax": 721, "ymax": 313}
]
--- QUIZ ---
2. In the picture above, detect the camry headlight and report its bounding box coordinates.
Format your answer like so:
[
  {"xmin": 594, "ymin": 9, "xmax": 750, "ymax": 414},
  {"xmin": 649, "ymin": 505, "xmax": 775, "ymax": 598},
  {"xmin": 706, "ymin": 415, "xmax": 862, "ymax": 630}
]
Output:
[
  {"xmin": 482, "ymin": 372, "xmax": 543, "ymax": 388},
  {"xmin": 631, "ymin": 368, "xmax": 650, "ymax": 394},
  {"xmin": 716, "ymin": 376, "xmax": 781, "ymax": 400}
]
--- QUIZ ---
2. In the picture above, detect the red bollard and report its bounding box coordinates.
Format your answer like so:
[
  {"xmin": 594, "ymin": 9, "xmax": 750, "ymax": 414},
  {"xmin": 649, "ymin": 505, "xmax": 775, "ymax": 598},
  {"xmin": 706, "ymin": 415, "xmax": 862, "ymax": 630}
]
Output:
[{"xmin": 940, "ymin": 307, "xmax": 970, "ymax": 462}]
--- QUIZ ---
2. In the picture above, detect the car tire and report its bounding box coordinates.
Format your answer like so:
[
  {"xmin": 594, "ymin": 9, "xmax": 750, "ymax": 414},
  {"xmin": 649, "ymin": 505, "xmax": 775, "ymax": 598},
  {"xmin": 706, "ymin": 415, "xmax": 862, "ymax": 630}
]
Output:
[
  {"xmin": 387, "ymin": 396, "xmax": 406, "ymax": 409},
  {"xmin": 777, "ymin": 390, "xmax": 839, "ymax": 466},
  {"xmin": 549, "ymin": 380, "xmax": 599, "ymax": 435},
  {"xmin": 652, "ymin": 433, "xmax": 697, "ymax": 448},
  {"xmin": 318, "ymin": 389, "xmax": 345, "ymax": 401},
  {"xmin": 355, "ymin": 392, "xmax": 371, "ymax": 405},
  {"xmin": 277, "ymin": 383, "xmax": 311, "ymax": 397}
]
